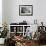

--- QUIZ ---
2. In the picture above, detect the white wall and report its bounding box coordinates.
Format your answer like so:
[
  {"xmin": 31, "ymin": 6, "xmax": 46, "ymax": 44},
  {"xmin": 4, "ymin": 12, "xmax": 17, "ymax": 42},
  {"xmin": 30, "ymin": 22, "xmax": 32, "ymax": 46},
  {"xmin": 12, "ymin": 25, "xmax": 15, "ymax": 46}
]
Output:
[
  {"xmin": 2, "ymin": 0, "xmax": 8, "ymax": 24},
  {"xmin": 3, "ymin": 0, "xmax": 46, "ymax": 26},
  {"xmin": 0, "ymin": 0, "xmax": 2, "ymax": 27}
]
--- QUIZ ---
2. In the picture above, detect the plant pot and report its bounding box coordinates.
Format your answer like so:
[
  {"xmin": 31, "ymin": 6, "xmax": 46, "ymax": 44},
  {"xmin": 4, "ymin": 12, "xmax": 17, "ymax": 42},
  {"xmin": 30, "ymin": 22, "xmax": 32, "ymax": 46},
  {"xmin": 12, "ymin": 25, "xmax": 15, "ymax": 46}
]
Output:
[{"xmin": 0, "ymin": 38, "xmax": 5, "ymax": 44}]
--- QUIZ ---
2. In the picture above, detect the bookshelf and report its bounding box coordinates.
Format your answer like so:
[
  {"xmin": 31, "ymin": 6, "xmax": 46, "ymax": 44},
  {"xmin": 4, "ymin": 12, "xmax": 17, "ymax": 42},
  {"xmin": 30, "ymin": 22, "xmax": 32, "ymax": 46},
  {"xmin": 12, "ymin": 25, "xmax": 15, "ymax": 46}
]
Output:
[{"xmin": 9, "ymin": 25, "xmax": 30, "ymax": 37}]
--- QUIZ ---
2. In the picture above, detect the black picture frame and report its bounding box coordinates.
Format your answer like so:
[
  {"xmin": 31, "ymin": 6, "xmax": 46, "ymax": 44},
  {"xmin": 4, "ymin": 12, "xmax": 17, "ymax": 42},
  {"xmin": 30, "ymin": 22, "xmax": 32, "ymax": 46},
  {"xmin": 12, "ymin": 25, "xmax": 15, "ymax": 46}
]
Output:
[{"xmin": 19, "ymin": 5, "xmax": 33, "ymax": 16}]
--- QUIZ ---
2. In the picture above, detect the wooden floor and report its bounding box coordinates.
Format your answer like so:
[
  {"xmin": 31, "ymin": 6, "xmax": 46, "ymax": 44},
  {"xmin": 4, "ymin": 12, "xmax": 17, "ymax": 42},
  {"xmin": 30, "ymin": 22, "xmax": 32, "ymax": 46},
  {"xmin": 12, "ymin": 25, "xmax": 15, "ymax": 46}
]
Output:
[
  {"xmin": 0, "ymin": 44, "xmax": 46, "ymax": 46},
  {"xmin": 40, "ymin": 45, "xmax": 46, "ymax": 46},
  {"xmin": 0, "ymin": 44, "xmax": 4, "ymax": 46}
]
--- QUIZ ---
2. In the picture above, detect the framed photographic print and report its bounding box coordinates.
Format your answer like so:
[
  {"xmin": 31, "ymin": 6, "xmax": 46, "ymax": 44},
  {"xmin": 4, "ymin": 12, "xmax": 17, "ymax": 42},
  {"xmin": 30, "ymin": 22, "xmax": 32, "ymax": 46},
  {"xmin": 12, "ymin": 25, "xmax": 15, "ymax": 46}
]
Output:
[{"xmin": 19, "ymin": 5, "xmax": 33, "ymax": 16}]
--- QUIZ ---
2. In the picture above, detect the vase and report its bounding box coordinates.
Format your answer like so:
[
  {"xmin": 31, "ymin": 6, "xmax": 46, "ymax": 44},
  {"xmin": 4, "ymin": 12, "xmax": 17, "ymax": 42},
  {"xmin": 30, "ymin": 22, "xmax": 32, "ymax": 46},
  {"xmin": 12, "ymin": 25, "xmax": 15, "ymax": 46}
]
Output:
[{"xmin": 0, "ymin": 38, "xmax": 5, "ymax": 44}]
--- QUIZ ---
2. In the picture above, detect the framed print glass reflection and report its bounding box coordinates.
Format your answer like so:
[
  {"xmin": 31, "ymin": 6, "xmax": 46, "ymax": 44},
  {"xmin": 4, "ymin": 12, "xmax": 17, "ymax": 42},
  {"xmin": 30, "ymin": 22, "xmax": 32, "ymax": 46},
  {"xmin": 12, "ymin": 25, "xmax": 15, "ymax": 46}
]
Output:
[{"xmin": 19, "ymin": 5, "xmax": 33, "ymax": 16}]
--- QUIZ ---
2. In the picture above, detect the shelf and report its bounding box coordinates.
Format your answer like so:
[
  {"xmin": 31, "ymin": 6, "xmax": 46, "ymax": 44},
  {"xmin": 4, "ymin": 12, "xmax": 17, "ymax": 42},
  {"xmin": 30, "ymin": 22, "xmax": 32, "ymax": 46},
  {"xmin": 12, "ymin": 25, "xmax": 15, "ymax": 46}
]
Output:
[
  {"xmin": 9, "ymin": 25, "xmax": 31, "ymax": 36},
  {"xmin": 16, "ymin": 32, "xmax": 23, "ymax": 33},
  {"xmin": 9, "ymin": 25, "xmax": 31, "ymax": 26},
  {"xmin": 10, "ymin": 32, "xmax": 15, "ymax": 33}
]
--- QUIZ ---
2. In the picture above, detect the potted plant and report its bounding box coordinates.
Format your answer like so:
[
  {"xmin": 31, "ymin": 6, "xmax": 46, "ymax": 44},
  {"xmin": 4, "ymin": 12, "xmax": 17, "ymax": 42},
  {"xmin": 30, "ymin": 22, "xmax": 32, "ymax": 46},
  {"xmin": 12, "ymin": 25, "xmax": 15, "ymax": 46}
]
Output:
[{"xmin": 0, "ymin": 23, "xmax": 9, "ymax": 44}]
